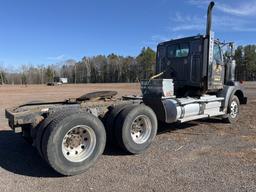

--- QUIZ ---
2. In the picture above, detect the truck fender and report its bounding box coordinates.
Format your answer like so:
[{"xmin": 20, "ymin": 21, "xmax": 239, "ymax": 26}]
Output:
[
  {"xmin": 217, "ymin": 83, "xmax": 247, "ymax": 113},
  {"xmin": 143, "ymin": 98, "xmax": 178, "ymax": 123}
]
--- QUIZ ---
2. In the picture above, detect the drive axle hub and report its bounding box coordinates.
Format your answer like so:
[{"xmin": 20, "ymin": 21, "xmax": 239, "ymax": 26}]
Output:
[{"xmin": 62, "ymin": 125, "xmax": 96, "ymax": 162}]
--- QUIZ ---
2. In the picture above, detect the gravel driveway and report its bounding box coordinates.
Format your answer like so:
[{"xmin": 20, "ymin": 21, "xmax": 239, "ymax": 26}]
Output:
[{"xmin": 0, "ymin": 83, "xmax": 255, "ymax": 192}]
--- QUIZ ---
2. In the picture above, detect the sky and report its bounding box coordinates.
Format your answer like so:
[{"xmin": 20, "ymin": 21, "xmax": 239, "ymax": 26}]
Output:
[{"xmin": 0, "ymin": 0, "xmax": 255, "ymax": 71}]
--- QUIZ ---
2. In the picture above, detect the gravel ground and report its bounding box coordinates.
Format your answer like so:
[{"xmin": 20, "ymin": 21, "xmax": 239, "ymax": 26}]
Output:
[{"xmin": 0, "ymin": 83, "xmax": 255, "ymax": 192}]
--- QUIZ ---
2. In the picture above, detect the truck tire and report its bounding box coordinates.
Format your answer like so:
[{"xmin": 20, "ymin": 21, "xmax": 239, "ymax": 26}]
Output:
[
  {"xmin": 223, "ymin": 95, "xmax": 240, "ymax": 123},
  {"xmin": 35, "ymin": 109, "xmax": 77, "ymax": 158},
  {"xmin": 104, "ymin": 103, "xmax": 137, "ymax": 146},
  {"xmin": 104, "ymin": 104, "xmax": 127, "ymax": 145},
  {"xmin": 40, "ymin": 110, "xmax": 82, "ymax": 163},
  {"xmin": 41, "ymin": 112, "xmax": 106, "ymax": 176},
  {"xmin": 115, "ymin": 104, "xmax": 157, "ymax": 154}
]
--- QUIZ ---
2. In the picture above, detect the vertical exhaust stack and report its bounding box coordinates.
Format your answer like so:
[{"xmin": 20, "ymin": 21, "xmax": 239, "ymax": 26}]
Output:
[{"xmin": 206, "ymin": 1, "xmax": 215, "ymax": 36}]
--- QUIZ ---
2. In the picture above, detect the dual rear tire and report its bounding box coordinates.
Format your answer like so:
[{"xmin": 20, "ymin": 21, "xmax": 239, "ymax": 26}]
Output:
[
  {"xmin": 106, "ymin": 104, "xmax": 158, "ymax": 154},
  {"xmin": 35, "ymin": 104, "xmax": 157, "ymax": 175},
  {"xmin": 38, "ymin": 111, "xmax": 106, "ymax": 176}
]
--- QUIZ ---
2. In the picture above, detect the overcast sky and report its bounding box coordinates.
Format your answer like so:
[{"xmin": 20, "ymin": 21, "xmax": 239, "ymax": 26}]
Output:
[{"xmin": 0, "ymin": 0, "xmax": 255, "ymax": 71}]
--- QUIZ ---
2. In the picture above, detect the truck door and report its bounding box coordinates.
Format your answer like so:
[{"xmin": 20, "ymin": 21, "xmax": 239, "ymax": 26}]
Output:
[
  {"xmin": 208, "ymin": 39, "xmax": 225, "ymax": 90},
  {"xmin": 190, "ymin": 39, "xmax": 203, "ymax": 84},
  {"xmin": 213, "ymin": 43, "xmax": 224, "ymax": 88}
]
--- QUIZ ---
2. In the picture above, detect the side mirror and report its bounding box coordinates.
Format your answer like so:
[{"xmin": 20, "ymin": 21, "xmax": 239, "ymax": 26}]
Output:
[{"xmin": 227, "ymin": 43, "xmax": 235, "ymax": 57}]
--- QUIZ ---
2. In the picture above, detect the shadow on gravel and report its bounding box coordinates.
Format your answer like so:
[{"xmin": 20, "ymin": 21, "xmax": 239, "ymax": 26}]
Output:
[
  {"xmin": 0, "ymin": 130, "xmax": 61, "ymax": 178},
  {"xmin": 103, "ymin": 121, "xmax": 199, "ymax": 156},
  {"xmin": 0, "ymin": 119, "xmax": 222, "ymax": 176},
  {"xmin": 157, "ymin": 117, "xmax": 226, "ymax": 134},
  {"xmin": 157, "ymin": 121, "xmax": 198, "ymax": 135},
  {"xmin": 103, "ymin": 144, "xmax": 129, "ymax": 156},
  {"xmin": 197, "ymin": 118, "xmax": 225, "ymax": 124}
]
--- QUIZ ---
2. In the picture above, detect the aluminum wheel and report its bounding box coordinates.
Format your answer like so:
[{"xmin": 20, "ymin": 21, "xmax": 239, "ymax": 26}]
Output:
[
  {"xmin": 230, "ymin": 100, "xmax": 238, "ymax": 119},
  {"xmin": 130, "ymin": 115, "xmax": 152, "ymax": 144},
  {"xmin": 62, "ymin": 125, "xmax": 96, "ymax": 162}
]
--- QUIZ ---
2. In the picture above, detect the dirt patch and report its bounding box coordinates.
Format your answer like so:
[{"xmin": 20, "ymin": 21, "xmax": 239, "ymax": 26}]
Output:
[
  {"xmin": 240, "ymin": 135, "xmax": 256, "ymax": 143},
  {"xmin": 223, "ymin": 150, "xmax": 256, "ymax": 162}
]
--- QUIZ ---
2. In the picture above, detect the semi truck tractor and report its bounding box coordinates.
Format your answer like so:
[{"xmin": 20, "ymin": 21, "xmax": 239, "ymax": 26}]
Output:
[{"xmin": 5, "ymin": 1, "xmax": 247, "ymax": 175}]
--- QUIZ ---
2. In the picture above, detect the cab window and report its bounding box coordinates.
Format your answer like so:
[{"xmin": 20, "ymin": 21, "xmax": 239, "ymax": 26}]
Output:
[{"xmin": 167, "ymin": 43, "xmax": 189, "ymax": 58}]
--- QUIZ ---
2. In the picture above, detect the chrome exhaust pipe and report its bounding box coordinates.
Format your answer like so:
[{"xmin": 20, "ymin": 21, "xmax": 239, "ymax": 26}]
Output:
[{"xmin": 206, "ymin": 1, "xmax": 215, "ymax": 36}]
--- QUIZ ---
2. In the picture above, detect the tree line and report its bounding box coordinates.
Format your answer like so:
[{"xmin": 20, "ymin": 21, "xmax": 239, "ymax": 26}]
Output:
[
  {"xmin": 0, "ymin": 45, "xmax": 256, "ymax": 85},
  {"xmin": 235, "ymin": 45, "xmax": 256, "ymax": 81},
  {"xmin": 0, "ymin": 47, "xmax": 156, "ymax": 85}
]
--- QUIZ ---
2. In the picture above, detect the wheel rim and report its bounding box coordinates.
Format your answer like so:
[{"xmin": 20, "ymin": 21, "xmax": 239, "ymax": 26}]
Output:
[
  {"xmin": 62, "ymin": 125, "xmax": 96, "ymax": 162},
  {"xmin": 230, "ymin": 100, "xmax": 238, "ymax": 119},
  {"xmin": 130, "ymin": 115, "xmax": 152, "ymax": 144}
]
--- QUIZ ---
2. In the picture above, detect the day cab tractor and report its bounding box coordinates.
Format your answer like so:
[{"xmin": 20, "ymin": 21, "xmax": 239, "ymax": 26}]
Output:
[{"xmin": 5, "ymin": 1, "xmax": 247, "ymax": 176}]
